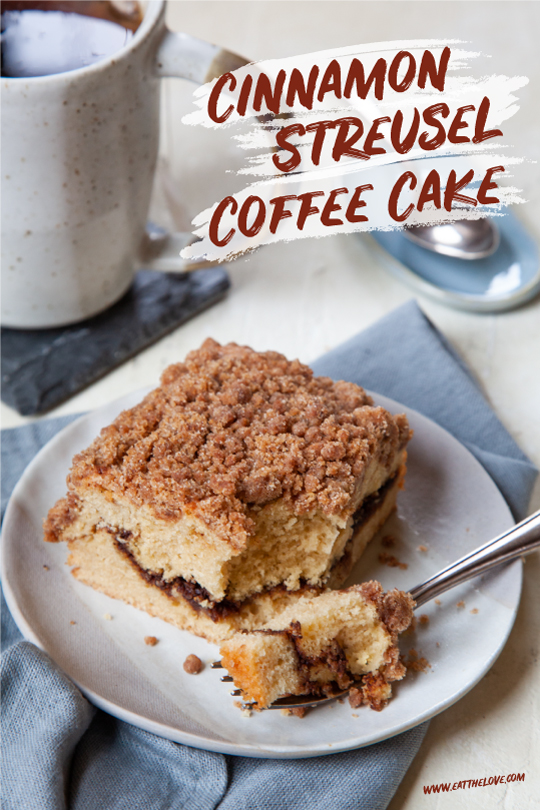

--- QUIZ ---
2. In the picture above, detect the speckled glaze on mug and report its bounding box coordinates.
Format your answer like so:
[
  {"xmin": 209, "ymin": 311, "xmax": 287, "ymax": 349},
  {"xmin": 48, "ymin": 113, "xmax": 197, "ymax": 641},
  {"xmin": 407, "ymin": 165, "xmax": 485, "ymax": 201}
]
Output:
[{"xmin": 1, "ymin": 0, "xmax": 245, "ymax": 328}]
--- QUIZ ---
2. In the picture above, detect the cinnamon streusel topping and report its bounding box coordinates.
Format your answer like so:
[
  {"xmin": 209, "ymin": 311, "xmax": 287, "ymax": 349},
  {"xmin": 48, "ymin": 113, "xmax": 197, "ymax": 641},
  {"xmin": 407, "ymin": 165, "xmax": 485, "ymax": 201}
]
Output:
[{"xmin": 65, "ymin": 340, "xmax": 410, "ymax": 545}]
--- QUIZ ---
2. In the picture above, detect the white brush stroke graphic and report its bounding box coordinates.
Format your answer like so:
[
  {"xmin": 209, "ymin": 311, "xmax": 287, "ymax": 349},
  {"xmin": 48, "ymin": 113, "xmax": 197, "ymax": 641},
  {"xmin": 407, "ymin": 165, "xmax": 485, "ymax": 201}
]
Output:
[{"xmin": 181, "ymin": 40, "xmax": 528, "ymax": 262}]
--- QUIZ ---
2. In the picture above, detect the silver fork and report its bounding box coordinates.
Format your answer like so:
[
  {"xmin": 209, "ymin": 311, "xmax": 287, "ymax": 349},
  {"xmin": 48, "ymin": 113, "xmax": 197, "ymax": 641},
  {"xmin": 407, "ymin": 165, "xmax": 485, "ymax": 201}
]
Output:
[{"xmin": 213, "ymin": 510, "xmax": 540, "ymax": 710}]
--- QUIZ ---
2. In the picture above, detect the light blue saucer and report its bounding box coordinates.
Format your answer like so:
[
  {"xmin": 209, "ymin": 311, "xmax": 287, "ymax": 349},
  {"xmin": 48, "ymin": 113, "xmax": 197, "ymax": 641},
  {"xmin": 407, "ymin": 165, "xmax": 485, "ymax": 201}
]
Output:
[{"xmin": 366, "ymin": 210, "xmax": 540, "ymax": 312}]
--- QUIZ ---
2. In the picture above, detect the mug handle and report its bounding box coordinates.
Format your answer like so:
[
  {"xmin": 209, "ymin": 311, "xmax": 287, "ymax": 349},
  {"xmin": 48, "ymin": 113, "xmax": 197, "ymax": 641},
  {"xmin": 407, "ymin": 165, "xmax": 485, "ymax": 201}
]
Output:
[
  {"xmin": 155, "ymin": 29, "xmax": 249, "ymax": 83},
  {"xmin": 140, "ymin": 31, "xmax": 249, "ymax": 273}
]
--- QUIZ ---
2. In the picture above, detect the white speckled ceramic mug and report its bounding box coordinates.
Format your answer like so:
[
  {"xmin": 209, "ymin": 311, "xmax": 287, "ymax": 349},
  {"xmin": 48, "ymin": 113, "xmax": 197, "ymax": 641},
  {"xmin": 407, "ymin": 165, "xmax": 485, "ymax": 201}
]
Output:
[{"xmin": 1, "ymin": 0, "xmax": 245, "ymax": 329}]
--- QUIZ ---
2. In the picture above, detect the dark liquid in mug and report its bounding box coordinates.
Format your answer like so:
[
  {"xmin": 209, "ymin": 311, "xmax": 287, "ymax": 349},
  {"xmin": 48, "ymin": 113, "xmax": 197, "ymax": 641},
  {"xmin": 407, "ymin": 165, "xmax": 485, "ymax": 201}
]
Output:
[{"xmin": 1, "ymin": 1, "xmax": 143, "ymax": 77}]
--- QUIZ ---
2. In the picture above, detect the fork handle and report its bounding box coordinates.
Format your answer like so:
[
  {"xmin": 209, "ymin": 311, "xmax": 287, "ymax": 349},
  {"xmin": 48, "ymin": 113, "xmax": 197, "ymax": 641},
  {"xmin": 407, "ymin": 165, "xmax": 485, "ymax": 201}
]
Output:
[{"xmin": 410, "ymin": 509, "xmax": 540, "ymax": 608}]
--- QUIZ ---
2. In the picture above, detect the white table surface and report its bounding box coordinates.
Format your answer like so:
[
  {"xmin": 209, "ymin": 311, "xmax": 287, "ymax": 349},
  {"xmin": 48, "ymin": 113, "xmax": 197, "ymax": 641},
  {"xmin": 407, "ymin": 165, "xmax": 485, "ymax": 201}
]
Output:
[{"xmin": 2, "ymin": 2, "xmax": 539, "ymax": 807}]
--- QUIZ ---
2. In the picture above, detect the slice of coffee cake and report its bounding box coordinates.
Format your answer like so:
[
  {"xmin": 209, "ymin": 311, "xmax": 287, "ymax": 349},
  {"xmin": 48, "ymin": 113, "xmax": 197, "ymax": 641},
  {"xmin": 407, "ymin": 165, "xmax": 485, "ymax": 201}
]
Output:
[
  {"xmin": 44, "ymin": 339, "xmax": 411, "ymax": 642},
  {"xmin": 219, "ymin": 583, "xmax": 415, "ymax": 710}
]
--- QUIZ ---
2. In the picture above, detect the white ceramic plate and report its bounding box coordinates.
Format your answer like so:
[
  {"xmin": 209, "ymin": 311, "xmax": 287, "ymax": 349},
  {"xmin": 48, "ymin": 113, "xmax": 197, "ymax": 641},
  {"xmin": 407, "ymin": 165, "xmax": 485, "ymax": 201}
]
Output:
[{"xmin": 2, "ymin": 390, "xmax": 520, "ymax": 759}]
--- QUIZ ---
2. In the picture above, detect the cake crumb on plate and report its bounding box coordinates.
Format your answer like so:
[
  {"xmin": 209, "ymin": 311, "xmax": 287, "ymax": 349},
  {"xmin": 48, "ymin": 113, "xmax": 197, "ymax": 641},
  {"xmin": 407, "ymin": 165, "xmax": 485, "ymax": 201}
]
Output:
[
  {"xmin": 378, "ymin": 552, "xmax": 408, "ymax": 570},
  {"xmin": 405, "ymin": 649, "xmax": 430, "ymax": 672},
  {"xmin": 183, "ymin": 654, "xmax": 203, "ymax": 674}
]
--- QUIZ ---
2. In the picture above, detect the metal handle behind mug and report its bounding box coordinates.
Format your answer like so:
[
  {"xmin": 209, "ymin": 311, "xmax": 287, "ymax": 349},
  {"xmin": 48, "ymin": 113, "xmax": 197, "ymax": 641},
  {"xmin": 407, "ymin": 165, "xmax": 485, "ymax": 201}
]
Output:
[
  {"xmin": 410, "ymin": 510, "xmax": 540, "ymax": 607},
  {"xmin": 140, "ymin": 31, "xmax": 249, "ymax": 273}
]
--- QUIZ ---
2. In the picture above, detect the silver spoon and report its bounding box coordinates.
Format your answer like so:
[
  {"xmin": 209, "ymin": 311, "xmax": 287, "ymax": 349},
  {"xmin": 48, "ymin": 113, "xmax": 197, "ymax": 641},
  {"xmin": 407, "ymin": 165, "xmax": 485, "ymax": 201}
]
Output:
[
  {"xmin": 214, "ymin": 509, "xmax": 540, "ymax": 709},
  {"xmin": 404, "ymin": 219, "xmax": 500, "ymax": 260}
]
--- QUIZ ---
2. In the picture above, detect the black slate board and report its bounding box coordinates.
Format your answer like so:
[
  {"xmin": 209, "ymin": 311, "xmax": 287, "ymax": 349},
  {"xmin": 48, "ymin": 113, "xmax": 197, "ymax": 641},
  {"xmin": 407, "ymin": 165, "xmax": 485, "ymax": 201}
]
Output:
[{"xmin": 1, "ymin": 266, "xmax": 230, "ymax": 416}]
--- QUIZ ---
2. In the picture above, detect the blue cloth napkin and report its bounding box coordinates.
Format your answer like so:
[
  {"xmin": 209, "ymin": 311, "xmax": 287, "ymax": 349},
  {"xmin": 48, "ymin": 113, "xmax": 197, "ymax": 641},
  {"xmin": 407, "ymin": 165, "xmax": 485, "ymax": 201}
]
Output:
[{"xmin": 2, "ymin": 300, "xmax": 537, "ymax": 810}]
